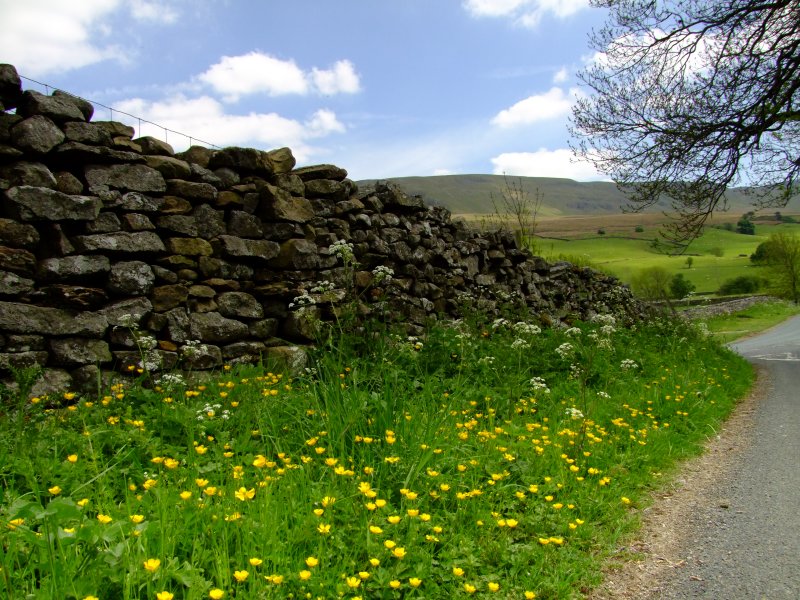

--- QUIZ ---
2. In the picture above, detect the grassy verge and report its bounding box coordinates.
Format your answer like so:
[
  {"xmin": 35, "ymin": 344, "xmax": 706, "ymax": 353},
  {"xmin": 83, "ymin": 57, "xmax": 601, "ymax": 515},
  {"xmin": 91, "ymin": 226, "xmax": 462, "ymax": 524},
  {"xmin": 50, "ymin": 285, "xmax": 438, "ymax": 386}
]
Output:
[
  {"xmin": 698, "ymin": 299, "xmax": 800, "ymax": 343},
  {"xmin": 537, "ymin": 223, "xmax": 800, "ymax": 295},
  {"xmin": 0, "ymin": 311, "xmax": 752, "ymax": 599}
]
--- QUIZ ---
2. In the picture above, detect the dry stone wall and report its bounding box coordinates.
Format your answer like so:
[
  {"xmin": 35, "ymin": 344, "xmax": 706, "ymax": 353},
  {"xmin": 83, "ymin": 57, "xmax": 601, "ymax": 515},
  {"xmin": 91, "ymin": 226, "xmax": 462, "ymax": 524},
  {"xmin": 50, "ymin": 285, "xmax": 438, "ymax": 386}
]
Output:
[{"xmin": 0, "ymin": 64, "xmax": 645, "ymax": 394}]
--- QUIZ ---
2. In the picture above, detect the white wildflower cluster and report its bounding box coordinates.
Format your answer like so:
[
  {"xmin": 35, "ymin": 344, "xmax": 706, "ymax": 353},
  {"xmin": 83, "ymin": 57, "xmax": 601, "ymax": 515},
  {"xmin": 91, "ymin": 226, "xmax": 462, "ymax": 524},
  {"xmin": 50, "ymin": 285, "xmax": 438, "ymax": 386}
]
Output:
[
  {"xmin": 118, "ymin": 313, "xmax": 142, "ymax": 328},
  {"xmin": 395, "ymin": 335, "xmax": 424, "ymax": 354},
  {"xmin": 372, "ymin": 265, "xmax": 394, "ymax": 283},
  {"xmin": 196, "ymin": 403, "xmax": 230, "ymax": 421},
  {"xmin": 303, "ymin": 367, "xmax": 319, "ymax": 378},
  {"xmin": 455, "ymin": 291, "xmax": 476, "ymax": 304},
  {"xmin": 513, "ymin": 321, "xmax": 541, "ymax": 336},
  {"xmin": 569, "ymin": 363, "xmax": 584, "ymax": 380},
  {"xmin": 139, "ymin": 350, "xmax": 161, "ymax": 372},
  {"xmin": 694, "ymin": 322, "xmax": 711, "ymax": 337},
  {"xmin": 591, "ymin": 313, "xmax": 617, "ymax": 327},
  {"xmin": 620, "ymin": 359, "xmax": 639, "ymax": 370},
  {"xmin": 565, "ymin": 407, "xmax": 584, "ymax": 419},
  {"xmin": 511, "ymin": 338, "xmax": 531, "ymax": 350},
  {"xmin": 491, "ymin": 318, "xmax": 510, "ymax": 330},
  {"xmin": 180, "ymin": 340, "xmax": 209, "ymax": 359},
  {"xmin": 564, "ymin": 327, "xmax": 582, "ymax": 338},
  {"xmin": 529, "ymin": 376, "xmax": 550, "ymax": 394},
  {"xmin": 289, "ymin": 292, "xmax": 315, "ymax": 309},
  {"xmin": 478, "ymin": 355, "xmax": 495, "ymax": 366},
  {"xmin": 596, "ymin": 391, "xmax": 611, "ymax": 400},
  {"xmin": 310, "ymin": 280, "xmax": 336, "ymax": 294},
  {"xmin": 329, "ymin": 239, "xmax": 355, "ymax": 263},
  {"xmin": 157, "ymin": 373, "xmax": 185, "ymax": 388},
  {"xmin": 555, "ymin": 342, "xmax": 574, "ymax": 359},
  {"xmin": 136, "ymin": 334, "xmax": 158, "ymax": 351}
]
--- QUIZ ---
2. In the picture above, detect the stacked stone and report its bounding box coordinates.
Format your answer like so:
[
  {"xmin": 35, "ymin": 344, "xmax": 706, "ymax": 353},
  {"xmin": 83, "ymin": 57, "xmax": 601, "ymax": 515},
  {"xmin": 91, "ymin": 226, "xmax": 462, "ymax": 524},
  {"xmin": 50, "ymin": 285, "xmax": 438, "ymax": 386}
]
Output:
[{"xmin": 0, "ymin": 63, "xmax": 644, "ymax": 395}]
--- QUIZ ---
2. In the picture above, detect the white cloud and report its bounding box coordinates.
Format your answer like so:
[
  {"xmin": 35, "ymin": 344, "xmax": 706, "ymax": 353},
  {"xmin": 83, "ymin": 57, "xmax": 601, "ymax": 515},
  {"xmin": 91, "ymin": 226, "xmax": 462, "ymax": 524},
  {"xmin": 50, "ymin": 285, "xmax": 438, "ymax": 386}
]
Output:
[
  {"xmin": 198, "ymin": 52, "xmax": 310, "ymax": 101},
  {"xmin": 0, "ymin": 0, "xmax": 124, "ymax": 77},
  {"xmin": 491, "ymin": 87, "xmax": 577, "ymax": 127},
  {"xmin": 463, "ymin": 0, "xmax": 530, "ymax": 17},
  {"xmin": 129, "ymin": 0, "xmax": 179, "ymax": 23},
  {"xmin": 463, "ymin": 0, "xmax": 589, "ymax": 27},
  {"xmin": 553, "ymin": 66, "xmax": 569, "ymax": 83},
  {"xmin": 312, "ymin": 60, "xmax": 361, "ymax": 95},
  {"xmin": 433, "ymin": 169, "xmax": 454, "ymax": 176},
  {"xmin": 198, "ymin": 52, "xmax": 362, "ymax": 101},
  {"xmin": 113, "ymin": 95, "xmax": 346, "ymax": 162},
  {"xmin": 491, "ymin": 148, "xmax": 605, "ymax": 180}
]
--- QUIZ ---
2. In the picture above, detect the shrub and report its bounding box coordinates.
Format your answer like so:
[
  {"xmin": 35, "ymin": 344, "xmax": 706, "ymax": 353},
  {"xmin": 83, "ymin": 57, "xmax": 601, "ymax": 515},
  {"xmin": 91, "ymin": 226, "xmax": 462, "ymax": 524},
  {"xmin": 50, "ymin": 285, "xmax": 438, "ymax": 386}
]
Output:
[
  {"xmin": 669, "ymin": 273, "xmax": 696, "ymax": 299},
  {"xmin": 708, "ymin": 246, "xmax": 724, "ymax": 257},
  {"xmin": 718, "ymin": 275, "xmax": 763, "ymax": 295}
]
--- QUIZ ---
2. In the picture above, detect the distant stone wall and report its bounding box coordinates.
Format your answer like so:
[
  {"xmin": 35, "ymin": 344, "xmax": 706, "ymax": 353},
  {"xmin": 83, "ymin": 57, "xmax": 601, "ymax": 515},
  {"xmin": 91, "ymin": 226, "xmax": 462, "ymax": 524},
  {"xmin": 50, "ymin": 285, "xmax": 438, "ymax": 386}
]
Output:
[{"xmin": 0, "ymin": 64, "xmax": 645, "ymax": 394}]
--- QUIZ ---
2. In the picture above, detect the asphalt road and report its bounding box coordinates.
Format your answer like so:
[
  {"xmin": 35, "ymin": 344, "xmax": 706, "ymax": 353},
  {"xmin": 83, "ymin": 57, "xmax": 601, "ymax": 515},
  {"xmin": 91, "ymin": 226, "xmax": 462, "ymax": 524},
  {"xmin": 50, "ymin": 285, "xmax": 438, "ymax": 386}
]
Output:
[{"xmin": 656, "ymin": 315, "xmax": 800, "ymax": 599}]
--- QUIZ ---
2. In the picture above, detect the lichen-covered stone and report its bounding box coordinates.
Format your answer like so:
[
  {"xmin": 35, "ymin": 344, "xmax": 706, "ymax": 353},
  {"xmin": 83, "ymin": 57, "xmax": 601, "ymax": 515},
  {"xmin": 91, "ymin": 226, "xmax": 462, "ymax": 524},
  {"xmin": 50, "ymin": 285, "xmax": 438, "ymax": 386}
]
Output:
[
  {"xmin": 74, "ymin": 231, "xmax": 166, "ymax": 253},
  {"xmin": 38, "ymin": 255, "xmax": 111, "ymax": 281},
  {"xmin": 217, "ymin": 292, "xmax": 264, "ymax": 319},
  {"xmin": 10, "ymin": 115, "xmax": 65, "ymax": 153},
  {"xmin": 49, "ymin": 337, "xmax": 112, "ymax": 366},
  {"xmin": 5, "ymin": 186, "xmax": 102, "ymax": 222},
  {"xmin": 0, "ymin": 301, "xmax": 108, "ymax": 335},
  {"xmin": 189, "ymin": 312, "xmax": 249, "ymax": 343},
  {"xmin": 86, "ymin": 164, "xmax": 167, "ymax": 193},
  {"xmin": 108, "ymin": 261, "xmax": 155, "ymax": 295}
]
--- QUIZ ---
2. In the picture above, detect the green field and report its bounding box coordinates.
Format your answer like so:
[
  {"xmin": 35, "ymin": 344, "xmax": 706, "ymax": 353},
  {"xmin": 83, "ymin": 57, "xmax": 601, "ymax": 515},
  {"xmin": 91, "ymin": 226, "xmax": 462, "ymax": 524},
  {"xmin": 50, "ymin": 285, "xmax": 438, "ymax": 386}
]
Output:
[{"xmin": 537, "ymin": 223, "xmax": 800, "ymax": 295}]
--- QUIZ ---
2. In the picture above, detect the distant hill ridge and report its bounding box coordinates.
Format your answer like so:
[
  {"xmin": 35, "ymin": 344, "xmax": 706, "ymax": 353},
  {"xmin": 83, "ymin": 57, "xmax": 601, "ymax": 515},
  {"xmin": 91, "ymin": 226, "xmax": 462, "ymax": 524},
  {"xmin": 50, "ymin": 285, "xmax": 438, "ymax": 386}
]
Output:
[{"xmin": 357, "ymin": 174, "xmax": 799, "ymax": 217}]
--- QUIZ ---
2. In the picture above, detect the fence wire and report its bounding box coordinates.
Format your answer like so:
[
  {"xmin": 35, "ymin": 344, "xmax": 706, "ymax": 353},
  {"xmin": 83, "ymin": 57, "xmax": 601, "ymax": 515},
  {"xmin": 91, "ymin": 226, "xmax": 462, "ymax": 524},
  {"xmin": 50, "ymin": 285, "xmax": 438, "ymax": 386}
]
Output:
[{"xmin": 19, "ymin": 74, "xmax": 220, "ymax": 150}]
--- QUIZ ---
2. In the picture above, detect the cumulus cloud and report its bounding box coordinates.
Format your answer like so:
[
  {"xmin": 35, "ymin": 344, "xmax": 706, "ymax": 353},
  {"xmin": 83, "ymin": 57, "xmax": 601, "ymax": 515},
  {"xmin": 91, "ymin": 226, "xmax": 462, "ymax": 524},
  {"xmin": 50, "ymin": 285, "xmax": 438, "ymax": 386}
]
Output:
[
  {"xmin": 129, "ymin": 0, "xmax": 179, "ymax": 23},
  {"xmin": 312, "ymin": 60, "xmax": 361, "ymax": 95},
  {"xmin": 199, "ymin": 52, "xmax": 362, "ymax": 101},
  {"xmin": 491, "ymin": 148, "xmax": 605, "ymax": 180},
  {"xmin": 0, "ymin": 0, "xmax": 185, "ymax": 77},
  {"xmin": 113, "ymin": 95, "xmax": 346, "ymax": 162},
  {"xmin": 463, "ymin": 0, "xmax": 589, "ymax": 27},
  {"xmin": 198, "ymin": 52, "xmax": 310, "ymax": 101},
  {"xmin": 553, "ymin": 66, "xmax": 569, "ymax": 83},
  {"xmin": 0, "ymin": 0, "xmax": 124, "ymax": 77},
  {"xmin": 491, "ymin": 87, "xmax": 577, "ymax": 127}
]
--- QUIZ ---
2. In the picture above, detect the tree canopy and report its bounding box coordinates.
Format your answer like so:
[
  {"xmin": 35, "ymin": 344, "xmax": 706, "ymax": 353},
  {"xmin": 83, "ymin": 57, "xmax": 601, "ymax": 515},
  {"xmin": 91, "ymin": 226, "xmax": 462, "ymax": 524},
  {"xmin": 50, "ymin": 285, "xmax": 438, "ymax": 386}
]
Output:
[{"xmin": 571, "ymin": 0, "xmax": 800, "ymax": 244}]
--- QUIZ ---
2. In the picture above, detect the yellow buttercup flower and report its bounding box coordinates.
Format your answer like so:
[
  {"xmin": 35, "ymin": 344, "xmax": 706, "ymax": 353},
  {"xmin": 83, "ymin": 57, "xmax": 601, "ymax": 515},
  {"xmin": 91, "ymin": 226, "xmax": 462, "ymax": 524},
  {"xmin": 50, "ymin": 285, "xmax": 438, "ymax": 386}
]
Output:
[
  {"xmin": 488, "ymin": 582, "xmax": 500, "ymax": 592},
  {"xmin": 96, "ymin": 514, "xmax": 112, "ymax": 524},
  {"xmin": 409, "ymin": 577, "xmax": 422, "ymax": 588},
  {"xmin": 209, "ymin": 589, "xmax": 225, "ymax": 599},
  {"xmin": 346, "ymin": 576, "xmax": 360, "ymax": 589},
  {"xmin": 48, "ymin": 486, "xmax": 62, "ymax": 496},
  {"xmin": 130, "ymin": 514, "xmax": 145, "ymax": 524},
  {"xmin": 452, "ymin": 567, "xmax": 465, "ymax": 577},
  {"xmin": 66, "ymin": 454, "xmax": 78, "ymax": 463},
  {"xmin": 305, "ymin": 556, "xmax": 319, "ymax": 567},
  {"xmin": 156, "ymin": 592, "xmax": 173, "ymax": 600},
  {"xmin": 235, "ymin": 487, "xmax": 256, "ymax": 501},
  {"xmin": 233, "ymin": 569, "xmax": 249, "ymax": 582},
  {"xmin": 143, "ymin": 558, "xmax": 161, "ymax": 572},
  {"xmin": 249, "ymin": 557, "xmax": 263, "ymax": 566},
  {"xmin": 299, "ymin": 570, "xmax": 311, "ymax": 581}
]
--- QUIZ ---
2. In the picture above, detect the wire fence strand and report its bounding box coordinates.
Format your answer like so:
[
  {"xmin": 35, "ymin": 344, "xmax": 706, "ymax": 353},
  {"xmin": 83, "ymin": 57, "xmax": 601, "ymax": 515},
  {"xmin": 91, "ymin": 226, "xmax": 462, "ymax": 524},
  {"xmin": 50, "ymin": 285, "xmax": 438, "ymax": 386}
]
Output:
[{"xmin": 19, "ymin": 74, "xmax": 221, "ymax": 150}]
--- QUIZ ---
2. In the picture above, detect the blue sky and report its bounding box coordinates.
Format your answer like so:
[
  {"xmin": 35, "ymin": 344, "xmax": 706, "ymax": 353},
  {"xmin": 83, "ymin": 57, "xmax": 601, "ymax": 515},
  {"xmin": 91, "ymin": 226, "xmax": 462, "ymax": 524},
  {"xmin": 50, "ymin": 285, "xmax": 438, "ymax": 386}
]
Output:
[{"xmin": 1, "ymin": 0, "xmax": 609, "ymax": 181}]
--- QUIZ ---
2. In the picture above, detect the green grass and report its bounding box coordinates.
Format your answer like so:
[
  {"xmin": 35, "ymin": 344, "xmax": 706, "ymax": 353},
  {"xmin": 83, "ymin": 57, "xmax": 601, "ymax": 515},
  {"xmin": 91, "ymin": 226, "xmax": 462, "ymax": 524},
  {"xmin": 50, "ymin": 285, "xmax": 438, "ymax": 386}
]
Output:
[
  {"xmin": 539, "ymin": 223, "xmax": 800, "ymax": 295},
  {"xmin": 0, "ymin": 308, "xmax": 753, "ymax": 600},
  {"xmin": 698, "ymin": 299, "xmax": 800, "ymax": 343}
]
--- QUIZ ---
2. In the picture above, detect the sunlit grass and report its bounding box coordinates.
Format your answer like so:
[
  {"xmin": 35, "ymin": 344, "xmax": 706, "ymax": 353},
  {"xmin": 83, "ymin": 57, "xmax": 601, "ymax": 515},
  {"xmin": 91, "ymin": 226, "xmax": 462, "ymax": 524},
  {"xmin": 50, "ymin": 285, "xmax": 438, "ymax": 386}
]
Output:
[
  {"xmin": 539, "ymin": 223, "xmax": 800, "ymax": 295},
  {"xmin": 0, "ymin": 312, "xmax": 752, "ymax": 599},
  {"xmin": 698, "ymin": 299, "xmax": 800, "ymax": 343}
]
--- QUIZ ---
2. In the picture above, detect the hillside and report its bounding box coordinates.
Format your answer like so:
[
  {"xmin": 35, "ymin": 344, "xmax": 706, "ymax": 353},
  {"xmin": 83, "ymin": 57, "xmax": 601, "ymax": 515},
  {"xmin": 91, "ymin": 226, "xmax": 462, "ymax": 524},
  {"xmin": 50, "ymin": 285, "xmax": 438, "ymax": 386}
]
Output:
[{"xmin": 358, "ymin": 174, "xmax": 800, "ymax": 217}]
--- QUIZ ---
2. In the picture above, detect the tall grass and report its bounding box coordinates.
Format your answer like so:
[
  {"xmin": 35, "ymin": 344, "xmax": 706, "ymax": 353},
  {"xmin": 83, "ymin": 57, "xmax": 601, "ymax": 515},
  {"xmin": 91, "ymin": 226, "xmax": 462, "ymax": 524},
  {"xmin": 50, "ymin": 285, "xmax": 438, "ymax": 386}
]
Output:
[{"xmin": 0, "ymin": 308, "xmax": 752, "ymax": 599}]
